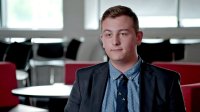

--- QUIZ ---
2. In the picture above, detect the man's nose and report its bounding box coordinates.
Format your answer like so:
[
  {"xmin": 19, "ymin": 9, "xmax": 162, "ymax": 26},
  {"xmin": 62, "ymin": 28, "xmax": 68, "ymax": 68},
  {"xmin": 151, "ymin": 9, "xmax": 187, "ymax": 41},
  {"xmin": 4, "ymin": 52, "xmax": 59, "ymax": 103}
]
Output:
[{"xmin": 112, "ymin": 34, "xmax": 120, "ymax": 45}]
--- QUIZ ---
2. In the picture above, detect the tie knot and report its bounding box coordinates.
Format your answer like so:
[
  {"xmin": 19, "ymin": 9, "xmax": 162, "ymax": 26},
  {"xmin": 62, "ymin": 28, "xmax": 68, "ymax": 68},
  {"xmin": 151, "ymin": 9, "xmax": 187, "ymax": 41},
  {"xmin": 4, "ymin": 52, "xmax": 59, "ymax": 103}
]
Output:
[
  {"xmin": 121, "ymin": 74, "xmax": 128, "ymax": 81},
  {"xmin": 119, "ymin": 74, "xmax": 128, "ymax": 87}
]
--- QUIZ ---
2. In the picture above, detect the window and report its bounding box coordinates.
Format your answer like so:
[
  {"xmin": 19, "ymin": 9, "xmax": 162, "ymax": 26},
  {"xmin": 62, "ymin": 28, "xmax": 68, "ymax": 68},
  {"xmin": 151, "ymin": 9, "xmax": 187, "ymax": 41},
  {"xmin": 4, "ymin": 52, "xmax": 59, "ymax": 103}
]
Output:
[
  {"xmin": 100, "ymin": 0, "xmax": 177, "ymax": 28},
  {"xmin": 85, "ymin": 0, "xmax": 200, "ymax": 30},
  {"xmin": 0, "ymin": 1, "xmax": 2, "ymax": 27},
  {"xmin": 84, "ymin": 0, "xmax": 99, "ymax": 30},
  {"xmin": 179, "ymin": 0, "xmax": 200, "ymax": 27},
  {"xmin": 1, "ymin": 0, "xmax": 63, "ymax": 30}
]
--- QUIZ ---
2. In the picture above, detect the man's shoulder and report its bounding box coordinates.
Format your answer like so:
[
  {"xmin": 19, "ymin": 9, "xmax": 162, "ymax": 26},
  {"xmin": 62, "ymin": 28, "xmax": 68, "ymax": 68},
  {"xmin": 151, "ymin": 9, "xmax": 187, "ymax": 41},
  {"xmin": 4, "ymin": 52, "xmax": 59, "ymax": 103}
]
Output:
[
  {"xmin": 76, "ymin": 62, "xmax": 108, "ymax": 75},
  {"xmin": 78, "ymin": 62, "xmax": 108, "ymax": 71},
  {"xmin": 142, "ymin": 62, "xmax": 180, "ymax": 79}
]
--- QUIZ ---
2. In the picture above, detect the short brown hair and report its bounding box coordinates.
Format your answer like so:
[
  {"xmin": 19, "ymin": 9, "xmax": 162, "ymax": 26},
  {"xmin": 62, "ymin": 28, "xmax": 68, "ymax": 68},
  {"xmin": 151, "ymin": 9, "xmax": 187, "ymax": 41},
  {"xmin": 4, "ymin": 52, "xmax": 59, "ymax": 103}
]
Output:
[{"xmin": 101, "ymin": 5, "xmax": 139, "ymax": 32}]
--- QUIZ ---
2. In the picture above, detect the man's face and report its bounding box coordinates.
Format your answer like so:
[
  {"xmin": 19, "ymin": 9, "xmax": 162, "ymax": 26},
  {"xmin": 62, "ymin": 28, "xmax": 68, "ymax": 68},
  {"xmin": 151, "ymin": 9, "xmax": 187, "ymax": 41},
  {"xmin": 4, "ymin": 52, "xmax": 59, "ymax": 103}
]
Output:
[{"xmin": 101, "ymin": 15, "xmax": 142, "ymax": 63}]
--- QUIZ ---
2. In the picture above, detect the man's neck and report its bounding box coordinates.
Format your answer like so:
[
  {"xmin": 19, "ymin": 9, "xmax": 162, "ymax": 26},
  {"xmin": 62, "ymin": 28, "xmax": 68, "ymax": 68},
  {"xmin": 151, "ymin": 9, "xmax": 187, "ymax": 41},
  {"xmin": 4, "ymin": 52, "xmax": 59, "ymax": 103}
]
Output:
[{"xmin": 110, "ymin": 57, "xmax": 139, "ymax": 73}]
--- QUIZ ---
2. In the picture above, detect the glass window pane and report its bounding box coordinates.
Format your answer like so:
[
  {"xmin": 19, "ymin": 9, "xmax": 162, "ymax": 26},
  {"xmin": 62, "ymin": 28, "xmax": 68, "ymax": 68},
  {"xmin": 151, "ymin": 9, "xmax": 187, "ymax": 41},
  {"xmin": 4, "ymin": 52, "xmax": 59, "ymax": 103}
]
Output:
[
  {"xmin": 180, "ymin": 0, "xmax": 200, "ymax": 27},
  {"xmin": 84, "ymin": 0, "xmax": 99, "ymax": 30},
  {"xmin": 100, "ymin": 0, "xmax": 178, "ymax": 28},
  {"xmin": 5, "ymin": 0, "xmax": 63, "ymax": 30}
]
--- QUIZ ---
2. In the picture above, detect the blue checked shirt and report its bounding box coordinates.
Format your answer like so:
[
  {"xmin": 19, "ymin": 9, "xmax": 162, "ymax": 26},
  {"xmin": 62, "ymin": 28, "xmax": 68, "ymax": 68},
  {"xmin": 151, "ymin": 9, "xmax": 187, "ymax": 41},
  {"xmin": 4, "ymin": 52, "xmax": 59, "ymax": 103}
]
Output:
[{"xmin": 101, "ymin": 58, "xmax": 141, "ymax": 112}]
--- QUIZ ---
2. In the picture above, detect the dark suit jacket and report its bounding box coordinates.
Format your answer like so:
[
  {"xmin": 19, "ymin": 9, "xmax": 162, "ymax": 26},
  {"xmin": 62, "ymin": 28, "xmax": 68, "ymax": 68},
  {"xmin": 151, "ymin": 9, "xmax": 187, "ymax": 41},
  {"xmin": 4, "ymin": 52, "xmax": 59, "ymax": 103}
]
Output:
[{"xmin": 64, "ymin": 62, "xmax": 186, "ymax": 112}]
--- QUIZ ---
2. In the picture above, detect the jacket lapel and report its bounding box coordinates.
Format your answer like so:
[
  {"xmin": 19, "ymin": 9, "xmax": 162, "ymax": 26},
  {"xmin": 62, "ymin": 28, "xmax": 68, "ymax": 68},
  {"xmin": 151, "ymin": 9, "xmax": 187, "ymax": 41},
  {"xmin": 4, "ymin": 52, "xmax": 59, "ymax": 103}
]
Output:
[
  {"xmin": 140, "ymin": 62, "xmax": 156, "ymax": 112},
  {"xmin": 90, "ymin": 63, "xmax": 109, "ymax": 112}
]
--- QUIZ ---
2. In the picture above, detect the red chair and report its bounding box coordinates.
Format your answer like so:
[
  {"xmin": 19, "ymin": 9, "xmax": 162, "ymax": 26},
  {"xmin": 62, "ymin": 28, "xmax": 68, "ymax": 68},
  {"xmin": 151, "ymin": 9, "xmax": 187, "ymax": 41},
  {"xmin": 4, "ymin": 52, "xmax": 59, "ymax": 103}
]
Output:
[
  {"xmin": 153, "ymin": 62, "xmax": 200, "ymax": 112},
  {"xmin": 65, "ymin": 61, "xmax": 99, "ymax": 85},
  {"xmin": 153, "ymin": 62, "xmax": 200, "ymax": 85},
  {"xmin": 0, "ymin": 62, "xmax": 48, "ymax": 112},
  {"xmin": 0, "ymin": 62, "xmax": 19, "ymax": 107},
  {"xmin": 181, "ymin": 83, "xmax": 200, "ymax": 112}
]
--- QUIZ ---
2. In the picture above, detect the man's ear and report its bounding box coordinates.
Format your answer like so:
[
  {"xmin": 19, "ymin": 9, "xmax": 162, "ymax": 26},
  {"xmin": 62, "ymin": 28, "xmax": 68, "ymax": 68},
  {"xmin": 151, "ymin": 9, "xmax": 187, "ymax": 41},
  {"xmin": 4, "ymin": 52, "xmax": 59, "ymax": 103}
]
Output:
[
  {"xmin": 100, "ymin": 35, "xmax": 105, "ymax": 49},
  {"xmin": 136, "ymin": 31, "xmax": 143, "ymax": 45}
]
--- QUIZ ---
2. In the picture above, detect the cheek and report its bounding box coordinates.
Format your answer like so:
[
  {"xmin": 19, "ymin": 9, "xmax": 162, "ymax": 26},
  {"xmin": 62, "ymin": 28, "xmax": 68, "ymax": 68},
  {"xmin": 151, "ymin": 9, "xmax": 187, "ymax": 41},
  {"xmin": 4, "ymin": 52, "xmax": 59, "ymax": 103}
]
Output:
[
  {"xmin": 124, "ymin": 40, "xmax": 136, "ymax": 51},
  {"xmin": 101, "ymin": 38, "xmax": 105, "ymax": 48},
  {"xmin": 103, "ymin": 43, "xmax": 111, "ymax": 50},
  {"xmin": 102, "ymin": 39, "xmax": 108, "ymax": 49}
]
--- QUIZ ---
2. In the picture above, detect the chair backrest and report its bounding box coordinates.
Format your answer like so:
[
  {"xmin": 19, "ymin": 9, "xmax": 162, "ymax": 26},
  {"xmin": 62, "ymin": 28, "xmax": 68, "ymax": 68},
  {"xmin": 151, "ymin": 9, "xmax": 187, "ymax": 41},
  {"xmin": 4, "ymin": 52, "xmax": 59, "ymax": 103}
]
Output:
[
  {"xmin": 65, "ymin": 62, "xmax": 98, "ymax": 84},
  {"xmin": 4, "ymin": 42, "xmax": 33, "ymax": 70},
  {"xmin": 65, "ymin": 39, "xmax": 82, "ymax": 60},
  {"xmin": 0, "ymin": 62, "xmax": 19, "ymax": 107},
  {"xmin": 138, "ymin": 40, "xmax": 173, "ymax": 63},
  {"xmin": 37, "ymin": 43, "xmax": 64, "ymax": 59},
  {"xmin": 153, "ymin": 62, "xmax": 200, "ymax": 85},
  {"xmin": 0, "ymin": 41, "xmax": 9, "ymax": 61}
]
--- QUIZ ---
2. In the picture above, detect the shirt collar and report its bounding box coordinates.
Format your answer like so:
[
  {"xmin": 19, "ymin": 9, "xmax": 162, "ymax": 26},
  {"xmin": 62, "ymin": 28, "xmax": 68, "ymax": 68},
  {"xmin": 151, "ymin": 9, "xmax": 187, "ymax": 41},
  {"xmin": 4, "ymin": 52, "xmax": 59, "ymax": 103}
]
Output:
[
  {"xmin": 109, "ymin": 61, "xmax": 121, "ymax": 80},
  {"xmin": 109, "ymin": 57, "xmax": 142, "ymax": 80},
  {"xmin": 124, "ymin": 57, "xmax": 142, "ymax": 80}
]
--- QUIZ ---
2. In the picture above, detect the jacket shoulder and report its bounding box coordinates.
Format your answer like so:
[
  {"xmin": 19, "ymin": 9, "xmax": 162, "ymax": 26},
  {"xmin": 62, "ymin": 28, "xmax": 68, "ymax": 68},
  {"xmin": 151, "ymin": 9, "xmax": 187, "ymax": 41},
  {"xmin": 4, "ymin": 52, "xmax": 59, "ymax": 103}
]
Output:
[
  {"xmin": 76, "ymin": 62, "xmax": 108, "ymax": 78},
  {"xmin": 142, "ymin": 62, "xmax": 180, "ymax": 80}
]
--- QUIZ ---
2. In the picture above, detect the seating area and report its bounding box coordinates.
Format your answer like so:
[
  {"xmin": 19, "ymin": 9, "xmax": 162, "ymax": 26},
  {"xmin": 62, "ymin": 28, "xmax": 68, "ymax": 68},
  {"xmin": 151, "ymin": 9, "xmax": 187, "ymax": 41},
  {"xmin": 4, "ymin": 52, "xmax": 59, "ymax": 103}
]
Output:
[
  {"xmin": 0, "ymin": 41, "xmax": 33, "ymax": 87},
  {"xmin": 30, "ymin": 38, "xmax": 83, "ymax": 85},
  {"xmin": 0, "ymin": 38, "xmax": 84, "ymax": 111},
  {"xmin": 0, "ymin": 62, "xmax": 48, "ymax": 112},
  {"xmin": 153, "ymin": 62, "xmax": 200, "ymax": 112}
]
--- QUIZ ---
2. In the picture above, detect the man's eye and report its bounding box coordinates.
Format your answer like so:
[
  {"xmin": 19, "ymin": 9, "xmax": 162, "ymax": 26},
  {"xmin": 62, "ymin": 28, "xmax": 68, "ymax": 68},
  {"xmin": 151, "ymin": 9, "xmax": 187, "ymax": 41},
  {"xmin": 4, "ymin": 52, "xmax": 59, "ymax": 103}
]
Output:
[
  {"xmin": 120, "ymin": 32, "xmax": 128, "ymax": 36},
  {"xmin": 104, "ymin": 33, "xmax": 112, "ymax": 37}
]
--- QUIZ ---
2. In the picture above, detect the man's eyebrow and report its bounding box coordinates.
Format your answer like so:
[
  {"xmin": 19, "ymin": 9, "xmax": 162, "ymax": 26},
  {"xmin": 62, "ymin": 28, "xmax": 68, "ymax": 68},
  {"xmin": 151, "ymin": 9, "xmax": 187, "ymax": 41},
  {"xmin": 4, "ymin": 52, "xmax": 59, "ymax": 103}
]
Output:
[
  {"xmin": 102, "ymin": 29, "xmax": 112, "ymax": 33},
  {"xmin": 103, "ymin": 29, "xmax": 129, "ymax": 32},
  {"xmin": 119, "ymin": 29, "xmax": 129, "ymax": 32}
]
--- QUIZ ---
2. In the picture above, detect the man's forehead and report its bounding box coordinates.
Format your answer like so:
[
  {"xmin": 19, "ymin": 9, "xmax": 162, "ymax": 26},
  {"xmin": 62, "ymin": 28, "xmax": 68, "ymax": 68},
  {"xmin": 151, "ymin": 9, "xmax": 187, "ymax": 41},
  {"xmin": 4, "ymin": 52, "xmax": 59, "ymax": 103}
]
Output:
[{"xmin": 102, "ymin": 29, "xmax": 130, "ymax": 33}]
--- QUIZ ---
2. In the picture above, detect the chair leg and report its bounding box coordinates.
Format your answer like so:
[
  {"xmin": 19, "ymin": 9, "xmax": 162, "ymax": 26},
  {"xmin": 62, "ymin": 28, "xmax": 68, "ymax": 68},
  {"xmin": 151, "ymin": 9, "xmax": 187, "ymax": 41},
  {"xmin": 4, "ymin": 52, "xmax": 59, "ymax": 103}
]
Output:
[{"xmin": 50, "ymin": 68, "xmax": 55, "ymax": 84}]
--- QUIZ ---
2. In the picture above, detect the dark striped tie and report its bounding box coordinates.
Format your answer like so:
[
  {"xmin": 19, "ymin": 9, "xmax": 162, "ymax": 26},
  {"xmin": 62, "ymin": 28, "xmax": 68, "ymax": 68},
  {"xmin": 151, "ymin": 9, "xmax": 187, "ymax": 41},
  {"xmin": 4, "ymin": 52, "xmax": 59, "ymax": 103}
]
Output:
[{"xmin": 116, "ymin": 74, "xmax": 128, "ymax": 112}]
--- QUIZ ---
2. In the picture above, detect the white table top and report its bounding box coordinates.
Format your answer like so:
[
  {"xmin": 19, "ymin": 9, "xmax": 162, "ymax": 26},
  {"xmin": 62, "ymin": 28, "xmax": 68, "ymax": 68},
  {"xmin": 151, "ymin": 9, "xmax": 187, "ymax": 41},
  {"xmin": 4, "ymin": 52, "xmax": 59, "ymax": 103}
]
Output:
[{"xmin": 12, "ymin": 83, "xmax": 72, "ymax": 98}]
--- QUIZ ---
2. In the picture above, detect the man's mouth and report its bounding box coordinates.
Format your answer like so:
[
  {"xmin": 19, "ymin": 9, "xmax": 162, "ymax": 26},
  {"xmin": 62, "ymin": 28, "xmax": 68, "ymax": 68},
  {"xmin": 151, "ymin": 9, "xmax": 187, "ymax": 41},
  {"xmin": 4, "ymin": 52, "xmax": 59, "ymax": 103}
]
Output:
[{"xmin": 111, "ymin": 48, "xmax": 122, "ymax": 51}]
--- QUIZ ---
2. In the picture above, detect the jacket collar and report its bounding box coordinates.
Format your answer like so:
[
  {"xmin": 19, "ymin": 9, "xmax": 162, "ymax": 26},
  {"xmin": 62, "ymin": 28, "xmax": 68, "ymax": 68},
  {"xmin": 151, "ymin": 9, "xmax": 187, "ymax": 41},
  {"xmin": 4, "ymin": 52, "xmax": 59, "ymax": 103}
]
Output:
[
  {"xmin": 140, "ymin": 62, "xmax": 156, "ymax": 112},
  {"xmin": 90, "ymin": 63, "xmax": 109, "ymax": 112}
]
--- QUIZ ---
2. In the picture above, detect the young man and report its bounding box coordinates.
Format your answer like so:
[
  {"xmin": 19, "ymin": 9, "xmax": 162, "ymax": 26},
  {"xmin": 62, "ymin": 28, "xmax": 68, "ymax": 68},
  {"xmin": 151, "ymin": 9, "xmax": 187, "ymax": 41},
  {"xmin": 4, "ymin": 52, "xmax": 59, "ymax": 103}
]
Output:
[{"xmin": 64, "ymin": 5, "xmax": 186, "ymax": 112}]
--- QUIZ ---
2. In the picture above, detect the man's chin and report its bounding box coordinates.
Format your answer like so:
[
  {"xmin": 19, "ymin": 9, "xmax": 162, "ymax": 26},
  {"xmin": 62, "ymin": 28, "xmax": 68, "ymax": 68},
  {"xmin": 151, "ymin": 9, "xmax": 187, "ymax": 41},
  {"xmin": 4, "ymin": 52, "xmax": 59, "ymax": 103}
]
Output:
[{"xmin": 109, "ymin": 57, "xmax": 124, "ymax": 62}]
